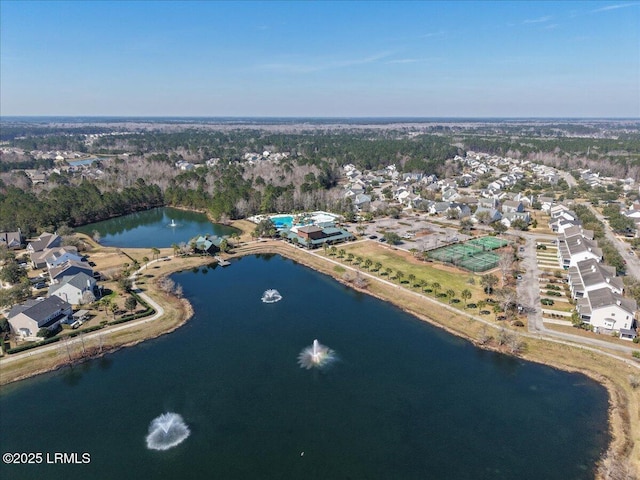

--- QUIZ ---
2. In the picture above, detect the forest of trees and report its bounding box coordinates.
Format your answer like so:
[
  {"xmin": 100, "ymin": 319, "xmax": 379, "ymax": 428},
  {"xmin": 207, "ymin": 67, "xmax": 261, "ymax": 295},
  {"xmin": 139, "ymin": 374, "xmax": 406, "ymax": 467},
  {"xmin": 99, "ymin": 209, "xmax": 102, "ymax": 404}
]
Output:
[
  {"xmin": 2, "ymin": 121, "xmax": 639, "ymax": 232},
  {"xmin": 0, "ymin": 180, "xmax": 163, "ymax": 235}
]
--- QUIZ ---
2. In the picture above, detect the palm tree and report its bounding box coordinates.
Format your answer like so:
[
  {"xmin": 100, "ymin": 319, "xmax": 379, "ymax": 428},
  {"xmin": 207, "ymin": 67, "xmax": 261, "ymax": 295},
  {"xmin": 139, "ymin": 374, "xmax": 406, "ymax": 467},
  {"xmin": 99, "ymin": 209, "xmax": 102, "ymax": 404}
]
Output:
[
  {"xmin": 338, "ymin": 249, "xmax": 346, "ymax": 258},
  {"xmin": 346, "ymin": 253, "xmax": 355, "ymax": 262},
  {"xmin": 446, "ymin": 289, "xmax": 456, "ymax": 303},
  {"xmin": 384, "ymin": 267, "xmax": 393, "ymax": 277},
  {"xmin": 171, "ymin": 243, "xmax": 179, "ymax": 257},
  {"xmin": 431, "ymin": 282, "xmax": 441, "ymax": 296},
  {"xmin": 408, "ymin": 273, "xmax": 416, "ymax": 288},
  {"xmin": 142, "ymin": 256, "xmax": 149, "ymax": 267},
  {"xmin": 151, "ymin": 247, "xmax": 160, "ymax": 261},
  {"xmin": 330, "ymin": 246, "xmax": 337, "ymax": 256},
  {"xmin": 461, "ymin": 289, "xmax": 472, "ymax": 308},
  {"xmin": 110, "ymin": 302, "xmax": 118, "ymax": 319},
  {"xmin": 419, "ymin": 279, "xmax": 428, "ymax": 292},
  {"xmin": 395, "ymin": 270, "xmax": 404, "ymax": 283},
  {"xmin": 374, "ymin": 261, "xmax": 382, "ymax": 273},
  {"xmin": 364, "ymin": 258, "xmax": 373, "ymax": 270},
  {"xmin": 355, "ymin": 256, "xmax": 363, "ymax": 265}
]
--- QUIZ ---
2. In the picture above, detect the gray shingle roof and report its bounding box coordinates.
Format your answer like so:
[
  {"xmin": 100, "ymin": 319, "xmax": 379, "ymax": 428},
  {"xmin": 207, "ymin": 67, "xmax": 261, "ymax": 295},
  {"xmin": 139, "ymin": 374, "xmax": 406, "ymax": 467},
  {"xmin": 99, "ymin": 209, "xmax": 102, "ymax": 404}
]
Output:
[{"xmin": 7, "ymin": 296, "xmax": 71, "ymax": 326}]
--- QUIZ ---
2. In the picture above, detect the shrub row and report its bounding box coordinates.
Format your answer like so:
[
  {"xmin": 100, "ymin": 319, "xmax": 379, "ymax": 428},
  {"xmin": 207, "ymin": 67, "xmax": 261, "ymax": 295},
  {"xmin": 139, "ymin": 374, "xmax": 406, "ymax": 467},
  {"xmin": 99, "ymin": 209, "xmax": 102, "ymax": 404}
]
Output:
[{"xmin": 7, "ymin": 336, "xmax": 62, "ymax": 354}]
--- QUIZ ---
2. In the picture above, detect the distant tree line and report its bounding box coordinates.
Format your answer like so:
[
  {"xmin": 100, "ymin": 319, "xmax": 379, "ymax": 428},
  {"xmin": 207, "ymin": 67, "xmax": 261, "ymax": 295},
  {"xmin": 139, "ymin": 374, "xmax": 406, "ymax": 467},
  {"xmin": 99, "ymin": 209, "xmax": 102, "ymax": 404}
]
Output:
[{"xmin": 0, "ymin": 180, "xmax": 163, "ymax": 235}]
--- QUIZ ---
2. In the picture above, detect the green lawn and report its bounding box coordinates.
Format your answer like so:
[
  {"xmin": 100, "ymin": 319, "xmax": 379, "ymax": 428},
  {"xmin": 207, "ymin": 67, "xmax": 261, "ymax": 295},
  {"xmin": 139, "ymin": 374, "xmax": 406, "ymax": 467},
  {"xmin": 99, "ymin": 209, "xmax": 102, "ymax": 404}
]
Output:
[{"xmin": 334, "ymin": 243, "xmax": 486, "ymax": 302}]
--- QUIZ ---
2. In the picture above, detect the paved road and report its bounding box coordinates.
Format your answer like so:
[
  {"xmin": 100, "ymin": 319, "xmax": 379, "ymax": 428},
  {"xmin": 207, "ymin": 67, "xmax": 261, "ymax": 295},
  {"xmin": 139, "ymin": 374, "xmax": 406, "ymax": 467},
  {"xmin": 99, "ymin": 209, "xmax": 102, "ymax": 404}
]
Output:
[
  {"xmin": 585, "ymin": 203, "xmax": 640, "ymax": 281},
  {"xmin": 515, "ymin": 230, "xmax": 640, "ymax": 358}
]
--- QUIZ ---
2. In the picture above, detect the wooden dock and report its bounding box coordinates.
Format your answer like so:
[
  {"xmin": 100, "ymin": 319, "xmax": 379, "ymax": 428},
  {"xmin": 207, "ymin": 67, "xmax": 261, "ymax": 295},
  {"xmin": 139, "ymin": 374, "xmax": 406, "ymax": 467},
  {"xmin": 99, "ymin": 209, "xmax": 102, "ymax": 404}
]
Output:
[{"xmin": 215, "ymin": 256, "xmax": 230, "ymax": 267}]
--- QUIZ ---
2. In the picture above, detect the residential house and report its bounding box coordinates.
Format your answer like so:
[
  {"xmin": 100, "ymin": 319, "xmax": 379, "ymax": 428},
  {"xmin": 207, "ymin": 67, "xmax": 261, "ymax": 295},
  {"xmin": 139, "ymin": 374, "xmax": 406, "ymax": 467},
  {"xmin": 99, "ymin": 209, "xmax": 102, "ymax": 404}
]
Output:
[
  {"xmin": 49, "ymin": 260, "xmax": 93, "ymax": 283},
  {"xmin": 477, "ymin": 197, "xmax": 500, "ymax": 210},
  {"xmin": 442, "ymin": 188, "xmax": 460, "ymax": 202},
  {"xmin": 537, "ymin": 196, "xmax": 555, "ymax": 212},
  {"xmin": 576, "ymin": 287, "xmax": 636, "ymax": 335},
  {"xmin": 0, "ymin": 230, "xmax": 23, "ymax": 249},
  {"xmin": 557, "ymin": 230, "xmax": 603, "ymax": 269},
  {"xmin": 501, "ymin": 211, "xmax": 530, "ymax": 228},
  {"xmin": 45, "ymin": 247, "xmax": 83, "ymax": 269},
  {"xmin": 568, "ymin": 259, "xmax": 624, "ymax": 299},
  {"xmin": 473, "ymin": 206, "xmax": 502, "ymax": 224},
  {"xmin": 27, "ymin": 232, "xmax": 61, "ymax": 253},
  {"xmin": 502, "ymin": 200, "xmax": 524, "ymax": 214},
  {"xmin": 354, "ymin": 194, "xmax": 372, "ymax": 211},
  {"xmin": 7, "ymin": 296, "xmax": 72, "ymax": 338},
  {"xmin": 48, "ymin": 272, "xmax": 99, "ymax": 305},
  {"xmin": 31, "ymin": 246, "xmax": 76, "ymax": 270}
]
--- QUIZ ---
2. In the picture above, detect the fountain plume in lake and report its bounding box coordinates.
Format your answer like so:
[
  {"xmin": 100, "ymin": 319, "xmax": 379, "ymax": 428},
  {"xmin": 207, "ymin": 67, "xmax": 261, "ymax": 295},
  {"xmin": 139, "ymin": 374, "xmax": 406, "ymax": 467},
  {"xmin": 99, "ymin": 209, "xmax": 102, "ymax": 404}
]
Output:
[
  {"xmin": 261, "ymin": 289, "xmax": 282, "ymax": 303},
  {"xmin": 298, "ymin": 339, "xmax": 336, "ymax": 370},
  {"xmin": 145, "ymin": 413, "xmax": 190, "ymax": 451},
  {"xmin": 168, "ymin": 219, "xmax": 179, "ymax": 228}
]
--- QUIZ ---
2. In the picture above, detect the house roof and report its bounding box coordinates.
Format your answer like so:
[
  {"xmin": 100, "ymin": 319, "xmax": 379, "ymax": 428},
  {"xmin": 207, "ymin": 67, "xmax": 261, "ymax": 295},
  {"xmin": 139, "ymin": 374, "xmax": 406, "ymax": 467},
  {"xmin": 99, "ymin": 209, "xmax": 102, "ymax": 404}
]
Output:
[
  {"xmin": 586, "ymin": 287, "xmax": 636, "ymax": 314},
  {"xmin": 8, "ymin": 296, "xmax": 71, "ymax": 326},
  {"xmin": 49, "ymin": 260, "xmax": 93, "ymax": 280},
  {"xmin": 49, "ymin": 272, "xmax": 96, "ymax": 296},
  {"xmin": 0, "ymin": 231, "xmax": 22, "ymax": 246},
  {"xmin": 576, "ymin": 259, "xmax": 622, "ymax": 290},
  {"xmin": 28, "ymin": 232, "xmax": 60, "ymax": 252}
]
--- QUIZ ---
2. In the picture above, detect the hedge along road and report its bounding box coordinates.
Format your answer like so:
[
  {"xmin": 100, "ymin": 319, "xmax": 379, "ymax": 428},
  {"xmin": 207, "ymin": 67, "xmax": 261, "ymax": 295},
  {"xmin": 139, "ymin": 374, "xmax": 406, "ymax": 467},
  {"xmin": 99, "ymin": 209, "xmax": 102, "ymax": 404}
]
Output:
[{"xmin": 0, "ymin": 258, "xmax": 166, "ymax": 366}]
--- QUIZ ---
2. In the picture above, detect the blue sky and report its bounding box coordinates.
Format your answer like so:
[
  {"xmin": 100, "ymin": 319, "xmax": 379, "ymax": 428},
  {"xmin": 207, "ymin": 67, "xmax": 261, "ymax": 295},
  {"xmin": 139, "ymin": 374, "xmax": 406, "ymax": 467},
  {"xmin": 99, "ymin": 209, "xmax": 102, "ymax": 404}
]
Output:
[{"xmin": 1, "ymin": 1, "xmax": 638, "ymax": 117}]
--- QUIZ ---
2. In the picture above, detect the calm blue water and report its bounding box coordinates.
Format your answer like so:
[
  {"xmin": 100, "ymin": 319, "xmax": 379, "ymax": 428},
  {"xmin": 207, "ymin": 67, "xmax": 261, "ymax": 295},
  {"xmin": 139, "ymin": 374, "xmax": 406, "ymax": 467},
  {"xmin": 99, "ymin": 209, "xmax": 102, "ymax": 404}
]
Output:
[
  {"xmin": 76, "ymin": 207, "xmax": 238, "ymax": 248},
  {"xmin": 0, "ymin": 255, "xmax": 609, "ymax": 480}
]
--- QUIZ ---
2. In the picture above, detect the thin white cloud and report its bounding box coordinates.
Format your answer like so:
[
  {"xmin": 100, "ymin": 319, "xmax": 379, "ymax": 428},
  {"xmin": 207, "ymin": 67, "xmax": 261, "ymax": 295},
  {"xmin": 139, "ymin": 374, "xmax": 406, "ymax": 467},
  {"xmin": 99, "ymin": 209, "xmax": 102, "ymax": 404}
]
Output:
[
  {"xmin": 419, "ymin": 31, "xmax": 445, "ymax": 39},
  {"xmin": 523, "ymin": 15, "xmax": 552, "ymax": 24},
  {"xmin": 387, "ymin": 58, "xmax": 421, "ymax": 64},
  {"xmin": 543, "ymin": 24, "xmax": 560, "ymax": 30},
  {"xmin": 590, "ymin": 3, "xmax": 638, "ymax": 13},
  {"xmin": 256, "ymin": 52, "xmax": 393, "ymax": 74}
]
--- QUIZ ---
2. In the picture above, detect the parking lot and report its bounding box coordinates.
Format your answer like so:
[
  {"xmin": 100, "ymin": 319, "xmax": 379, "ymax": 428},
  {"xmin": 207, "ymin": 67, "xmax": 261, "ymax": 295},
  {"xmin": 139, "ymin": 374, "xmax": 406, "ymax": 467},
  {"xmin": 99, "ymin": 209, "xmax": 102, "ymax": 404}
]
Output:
[{"xmin": 355, "ymin": 214, "xmax": 472, "ymax": 252}]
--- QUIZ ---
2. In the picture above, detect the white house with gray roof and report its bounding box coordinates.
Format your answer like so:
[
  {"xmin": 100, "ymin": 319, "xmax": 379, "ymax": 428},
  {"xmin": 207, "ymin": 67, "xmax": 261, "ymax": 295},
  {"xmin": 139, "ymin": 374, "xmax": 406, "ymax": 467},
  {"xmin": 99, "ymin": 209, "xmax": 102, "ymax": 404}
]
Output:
[
  {"xmin": 568, "ymin": 259, "xmax": 623, "ymax": 299},
  {"xmin": 7, "ymin": 296, "xmax": 72, "ymax": 338},
  {"xmin": 48, "ymin": 272, "xmax": 98, "ymax": 305},
  {"xmin": 557, "ymin": 230, "xmax": 603, "ymax": 269},
  {"xmin": 576, "ymin": 287, "xmax": 636, "ymax": 336}
]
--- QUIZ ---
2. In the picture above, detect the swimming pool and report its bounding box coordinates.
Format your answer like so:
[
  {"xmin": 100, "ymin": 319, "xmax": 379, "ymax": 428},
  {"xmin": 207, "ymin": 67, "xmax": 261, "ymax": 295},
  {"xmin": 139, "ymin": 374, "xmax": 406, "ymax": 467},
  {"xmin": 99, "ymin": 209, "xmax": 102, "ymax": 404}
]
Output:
[{"xmin": 271, "ymin": 215, "xmax": 293, "ymax": 228}]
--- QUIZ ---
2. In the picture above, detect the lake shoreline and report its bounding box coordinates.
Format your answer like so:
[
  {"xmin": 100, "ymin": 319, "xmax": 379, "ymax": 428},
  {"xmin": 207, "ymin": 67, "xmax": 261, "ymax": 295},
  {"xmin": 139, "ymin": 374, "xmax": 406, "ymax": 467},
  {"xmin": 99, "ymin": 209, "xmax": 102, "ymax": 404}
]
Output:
[{"xmin": 1, "ymin": 237, "xmax": 637, "ymax": 477}]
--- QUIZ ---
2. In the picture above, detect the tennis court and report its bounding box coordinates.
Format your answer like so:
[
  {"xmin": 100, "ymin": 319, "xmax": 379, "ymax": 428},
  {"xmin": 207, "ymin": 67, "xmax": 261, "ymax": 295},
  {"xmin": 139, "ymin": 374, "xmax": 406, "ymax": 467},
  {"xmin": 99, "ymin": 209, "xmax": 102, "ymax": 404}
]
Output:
[
  {"xmin": 427, "ymin": 236, "xmax": 507, "ymax": 272},
  {"xmin": 466, "ymin": 236, "xmax": 508, "ymax": 251}
]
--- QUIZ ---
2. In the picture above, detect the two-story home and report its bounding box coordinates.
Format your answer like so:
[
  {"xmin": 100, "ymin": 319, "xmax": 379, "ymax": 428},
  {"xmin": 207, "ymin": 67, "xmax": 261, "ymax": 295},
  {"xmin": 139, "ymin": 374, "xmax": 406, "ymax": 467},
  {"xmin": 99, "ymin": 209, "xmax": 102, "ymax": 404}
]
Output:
[
  {"xmin": 7, "ymin": 296, "xmax": 72, "ymax": 338},
  {"xmin": 576, "ymin": 287, "xmax": 636, "ymax": 337},
  {"xmin": 0, "ymin": 230, "xmax": 23, "ymax": 249},
  {"xmin": 557, "ymin": 229, "xmax": 603, "ymax": 269},
  {"xmin": 27, "ymin": 232, "xmax": 61, "ymax": 253},
  {"xmin": 49, "ymin": 260, "xmax": 94, "ymax": 283},
  {"xmin": 48, "ymin": 272, "xmax": 99, "ymax": 305},
  {"xmin": 568, "ymin": 259, "xmax": 624, "ymax": 299}
]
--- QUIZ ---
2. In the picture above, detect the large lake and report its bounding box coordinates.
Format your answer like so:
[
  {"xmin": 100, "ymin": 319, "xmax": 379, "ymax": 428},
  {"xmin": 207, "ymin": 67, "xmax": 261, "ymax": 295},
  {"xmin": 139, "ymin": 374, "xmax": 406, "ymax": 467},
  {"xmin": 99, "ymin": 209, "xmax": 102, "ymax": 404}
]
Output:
[
  {"xmin": 76, "ymin": 207, "xmax": 238, "ymax": 248},
  {"xmin": 0, "ymin": 255, "xmax": 609, "ymax": 479}
]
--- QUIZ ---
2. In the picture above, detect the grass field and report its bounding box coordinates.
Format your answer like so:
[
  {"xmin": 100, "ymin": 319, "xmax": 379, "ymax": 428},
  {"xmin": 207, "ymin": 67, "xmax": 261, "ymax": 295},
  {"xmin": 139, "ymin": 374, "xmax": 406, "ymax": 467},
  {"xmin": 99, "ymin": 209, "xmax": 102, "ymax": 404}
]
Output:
[{"xmin": 337, "ymin": 243, "xmax": 486, "ymax": 302}]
